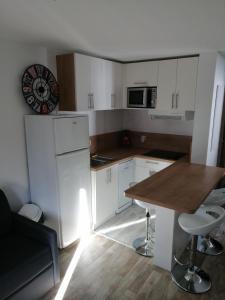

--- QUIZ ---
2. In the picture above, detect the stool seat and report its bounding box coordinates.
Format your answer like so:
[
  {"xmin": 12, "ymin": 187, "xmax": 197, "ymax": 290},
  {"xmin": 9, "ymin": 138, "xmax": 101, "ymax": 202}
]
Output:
[
  {"xmin": 203, "ymin": 188, "xmax": 225, "ymax": 206},
  {"xmin": 172, "ymin": 205, "xmax": 225, "ymax": 294},
  {"xmin": 179, "ymin": 205, "xmax": 225, "ymax": 236}
]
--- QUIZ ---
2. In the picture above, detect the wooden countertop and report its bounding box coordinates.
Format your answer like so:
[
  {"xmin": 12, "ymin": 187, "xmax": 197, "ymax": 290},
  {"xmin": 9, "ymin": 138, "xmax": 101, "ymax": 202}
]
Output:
[
  {"xmin": 91, "ymin": 147, "xmax": 180, "ymax": 171},
  {"xmin": 125, "ymin": 162, "xmax": 225, "ymax": 213}
]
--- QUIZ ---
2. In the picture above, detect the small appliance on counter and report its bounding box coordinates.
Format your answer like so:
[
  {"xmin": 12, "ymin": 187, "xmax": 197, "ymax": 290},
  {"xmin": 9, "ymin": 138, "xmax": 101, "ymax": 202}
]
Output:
[{"xmin": 120, "ymin": 130, "xmax": 132, "ymax": 148}]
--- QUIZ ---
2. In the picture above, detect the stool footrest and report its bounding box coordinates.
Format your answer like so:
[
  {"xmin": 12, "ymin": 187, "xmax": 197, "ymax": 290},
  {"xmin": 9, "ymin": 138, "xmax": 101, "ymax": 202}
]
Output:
[
  {"xmin": 171, "ymin": 263, "xmax": 211, "ymax": 294},
  {"xmin": 197, "ymin": 236, "xmax": 224, "ymax": 256}
]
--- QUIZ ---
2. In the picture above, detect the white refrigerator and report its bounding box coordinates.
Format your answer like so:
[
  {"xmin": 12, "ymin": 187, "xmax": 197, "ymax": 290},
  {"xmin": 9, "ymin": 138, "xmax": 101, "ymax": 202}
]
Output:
[{"xmin": 25, "ymin": 115, "xmax": 91, "ymax": 248}]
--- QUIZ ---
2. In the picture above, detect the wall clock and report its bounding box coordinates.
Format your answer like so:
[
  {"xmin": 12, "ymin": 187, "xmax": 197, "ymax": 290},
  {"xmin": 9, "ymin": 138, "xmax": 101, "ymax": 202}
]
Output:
[{"xmin": 22, "ymin": 64, "xmax": 59, "ymax": 114}]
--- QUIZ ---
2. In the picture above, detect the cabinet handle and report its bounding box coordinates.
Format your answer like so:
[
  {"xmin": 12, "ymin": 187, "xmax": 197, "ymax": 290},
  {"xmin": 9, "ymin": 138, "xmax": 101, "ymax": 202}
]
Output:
[
  {"xmin": 111, "ymin": 94, "xmax": 116, "ymax": 108},
  {"xmin": 176, "ymin": 93, "xmax": 179, "ymax": 109},
  {"xmin": 145, "ymin": 160, "xmax": 159, "ymax": 165},
  {"xmin": 106, "ymin": 168, "xmax": 112, "ymax": 183},
  {"xmin": 88, "ymin": 94, "xmax": 91, "ymax": 109},
  {"xmin": 172, "ymin": 93, "xmax": 175, "ymax": 109},
  {"xmin": 134, "ymin": 81, "xmax": 148, "ymax": 85},
  {"xmin": 91, "ymin": 94, "xmax": 95, "ymax": 109}
]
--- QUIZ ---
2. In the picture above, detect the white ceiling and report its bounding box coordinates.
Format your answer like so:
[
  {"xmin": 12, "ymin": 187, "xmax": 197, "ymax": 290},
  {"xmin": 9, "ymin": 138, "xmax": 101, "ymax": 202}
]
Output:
[{"xmin": 0, "ymin": 0, "xmax": 225, "ymax": 60}]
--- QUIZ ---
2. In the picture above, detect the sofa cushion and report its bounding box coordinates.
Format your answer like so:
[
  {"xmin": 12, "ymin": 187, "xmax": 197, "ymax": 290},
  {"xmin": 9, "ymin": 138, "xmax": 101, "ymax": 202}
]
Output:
[
  {"xmin": 0, "ymin": 234, "xmax": 53, "ymax": 300},
  {"xmin": 0, "ymin": 189, "xmax": 12, "ymax": 236}
]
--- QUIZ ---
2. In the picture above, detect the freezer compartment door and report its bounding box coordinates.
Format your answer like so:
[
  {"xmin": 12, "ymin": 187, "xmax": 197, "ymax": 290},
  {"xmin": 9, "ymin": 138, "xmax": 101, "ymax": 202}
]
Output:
[
  {"xmin": 56, "ymin": 149, "xmax": 91, "ymax": 248},
  {"xmin": 54, "ymin": 116, "xmax": 89, "ymax": 154}
]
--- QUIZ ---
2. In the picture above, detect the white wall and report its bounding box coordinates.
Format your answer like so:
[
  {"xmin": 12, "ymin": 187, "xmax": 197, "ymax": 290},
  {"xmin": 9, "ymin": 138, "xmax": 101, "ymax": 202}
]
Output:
[
  {"xmin": 0, "ymin": 41, "xmax": 47, "ymax": 210},
  {"xmin": 191, "ymin": 53, "xmax": 218, "ymax": 164},
  {"xmin": 123, "ymin": 109, "xmax": 194, "ymax": 136},
  {"xmin": 206, "ymin": 54, "xmax": 225, "ymax": 166}
]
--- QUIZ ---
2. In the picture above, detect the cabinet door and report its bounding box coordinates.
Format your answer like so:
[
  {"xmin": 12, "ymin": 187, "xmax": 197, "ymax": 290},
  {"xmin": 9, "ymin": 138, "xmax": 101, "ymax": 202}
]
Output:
[
  {"xmin": 157, "ymin": 60, "xmax": 177, "ymax": 112},
  {"xmin": 75, "ymin": 53, "xmax": 92, "ymax": 111},
  {"xmin": 90, "ymin": 57, "xmax": 106, "ymax": 110},
  {"xmin": 125, "ymin": 61, "xmax": 158, "ymax": 86},
  {"xmin": 93, "ymin": 165, "xmax": 118, "ymax": 228},
  {"xmin": 118, "ymin": 160, "xmax": 134, "ymax": 209},
  {"xmin": 105, "ymin": 61, "xmax": 123, "ymax": 109},
  {"xmin": 113, "ymin": 62, "xmax": 123, "ymax": 109},
  {"xmin": 175, "ymin": 57, "xmax": 198, "ymax": 111}
]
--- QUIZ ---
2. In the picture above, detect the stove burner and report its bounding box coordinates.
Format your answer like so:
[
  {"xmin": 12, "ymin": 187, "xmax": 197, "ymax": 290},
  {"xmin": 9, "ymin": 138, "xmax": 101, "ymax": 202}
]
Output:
[{"xmin": 144, "ymin": 149, "xmax": 185, "ymax": 160}]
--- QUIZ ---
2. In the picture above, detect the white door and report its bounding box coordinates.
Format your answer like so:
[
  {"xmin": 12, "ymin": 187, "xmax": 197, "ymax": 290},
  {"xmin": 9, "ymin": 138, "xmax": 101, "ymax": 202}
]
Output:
[
  {"xmin": 54, "ymin": 116, "xmax": 89, "ymax": 155},
  {"xmin": 157, "ymin": 60, "xmax": 177, "ymax": 112},
  {"xmin": 91, "ymin": 57, "xmax": 106, "ymax": 110},
  {"xmin": 118, "ymin": 160, "xmax": 134, "ymax": 209},
  {"xmin": 175, "ymin": 57, "xmax": 198, "ymax": 112},
  {"xmin": 56, "ymin": 149, "xmax": 91, "ymax": 248},
  {"xmin": 105, "ymin": 60, "xmax": 114, "ymax": 109},
  {"xmin": 114, "ymin": 62, "xmax": 123, "ymax": 109},
  {"xmin": 105, "ymin": 61, "xmax": 123, "ymax": 109},
  {"xmin": 93, "ymin": 165, "xmax": 118, "ymax": 228},
  {"xmin": 75, "ymin": 53, "xmax": 92, "ymax": 111}
]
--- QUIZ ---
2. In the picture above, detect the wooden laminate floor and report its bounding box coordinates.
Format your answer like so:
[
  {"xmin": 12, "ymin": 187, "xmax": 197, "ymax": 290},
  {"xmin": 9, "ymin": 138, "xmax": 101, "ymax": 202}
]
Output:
[
  {"xmin": 43, "ymin": 230, "xmax": 225, "ymax": 300},
  {"xmin": 95, "ymin": 204, "xmax": 148, "ymax": 249}
]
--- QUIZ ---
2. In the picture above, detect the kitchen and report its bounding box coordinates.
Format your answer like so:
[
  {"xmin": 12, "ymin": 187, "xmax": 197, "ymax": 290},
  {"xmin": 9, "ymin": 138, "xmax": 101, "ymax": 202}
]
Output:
[
  {"xmin": 22, "ymin": 49, "xmax": 225, "ymax": 297},
  {"xmin": 1, "ymin": 1, "xmax": 225, "ymax": 299}
]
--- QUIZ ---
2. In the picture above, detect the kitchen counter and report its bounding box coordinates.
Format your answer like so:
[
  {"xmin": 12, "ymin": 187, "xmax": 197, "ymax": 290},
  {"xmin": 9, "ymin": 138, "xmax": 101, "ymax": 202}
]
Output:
[
  {"xmin": 125, "ymin": 161, "xmax": 225, "ymax": 213},
  {"xmin": 91, "ymin": 147, "xmax": 185, "ymax": 171}
]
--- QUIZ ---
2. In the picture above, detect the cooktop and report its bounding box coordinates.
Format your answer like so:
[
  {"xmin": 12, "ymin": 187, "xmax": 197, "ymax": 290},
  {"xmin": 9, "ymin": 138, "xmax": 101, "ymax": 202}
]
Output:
[{"xmin": 144, "ymin": 149, "xmax": 186, "ymax": 160}]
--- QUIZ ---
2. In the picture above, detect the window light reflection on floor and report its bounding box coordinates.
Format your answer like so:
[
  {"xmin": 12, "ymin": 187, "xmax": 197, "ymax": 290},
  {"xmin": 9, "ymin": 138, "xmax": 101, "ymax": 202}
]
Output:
[
  {"xmin": 97, "ymin": 213, "xmax": 156, "ymax": 235},
  {"xmin": 54, "ymin": 188, "xmax": 91, "ymax": 300}
]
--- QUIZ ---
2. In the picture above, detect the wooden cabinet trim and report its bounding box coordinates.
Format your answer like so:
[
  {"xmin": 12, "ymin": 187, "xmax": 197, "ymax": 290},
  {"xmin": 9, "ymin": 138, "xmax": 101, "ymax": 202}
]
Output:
[{"xmin": 56, "ymin": 53, "xmax": 76, "ymax": 111}]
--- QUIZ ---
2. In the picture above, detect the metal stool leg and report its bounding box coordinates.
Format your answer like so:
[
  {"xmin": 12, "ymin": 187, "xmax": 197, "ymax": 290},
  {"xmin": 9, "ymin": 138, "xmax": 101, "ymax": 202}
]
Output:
[
  {"xmin": 171, "ymin": 235, "xmax": 211, "ymax": 294},
  {"xmin": 197, "ymin": 234, "xmax": 223, "ymax": 255},
  {"xmin": 133, "ymin": 209, "xmax": 154, "ymax": 257}
]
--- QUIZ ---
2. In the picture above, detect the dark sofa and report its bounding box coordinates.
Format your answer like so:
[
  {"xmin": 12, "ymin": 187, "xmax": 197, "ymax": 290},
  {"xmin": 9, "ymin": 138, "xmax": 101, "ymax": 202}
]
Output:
[{"xmin": 0, "ymin": 189, "xmax": 60, "ymax": 300}]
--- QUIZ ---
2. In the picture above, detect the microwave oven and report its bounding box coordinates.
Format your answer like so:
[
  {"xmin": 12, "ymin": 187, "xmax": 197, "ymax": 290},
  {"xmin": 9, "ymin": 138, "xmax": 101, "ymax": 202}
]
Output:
[{"xmin": 127, "ymin": 87, "xmax": 157, "ymax": 108}]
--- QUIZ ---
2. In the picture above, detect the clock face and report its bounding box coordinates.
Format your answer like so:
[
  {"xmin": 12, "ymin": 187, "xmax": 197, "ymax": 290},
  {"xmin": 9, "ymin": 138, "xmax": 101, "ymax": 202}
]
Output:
[{"xmin": 22, "ymin": 64, "xmax": 59, "ymax": 114}]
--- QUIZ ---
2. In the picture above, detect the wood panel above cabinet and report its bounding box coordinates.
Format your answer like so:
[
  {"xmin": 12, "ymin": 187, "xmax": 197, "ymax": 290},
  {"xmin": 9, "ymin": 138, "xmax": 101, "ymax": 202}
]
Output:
[{"xmin": 57, "ymin": 53, "xmax": 123, "ymax": 112}]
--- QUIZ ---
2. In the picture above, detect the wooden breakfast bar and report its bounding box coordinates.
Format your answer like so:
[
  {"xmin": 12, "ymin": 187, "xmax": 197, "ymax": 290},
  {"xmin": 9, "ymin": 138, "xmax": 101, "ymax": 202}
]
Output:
[{"xmin": 125, "ymin": 162, "xmax": 225, "ymax": 271}]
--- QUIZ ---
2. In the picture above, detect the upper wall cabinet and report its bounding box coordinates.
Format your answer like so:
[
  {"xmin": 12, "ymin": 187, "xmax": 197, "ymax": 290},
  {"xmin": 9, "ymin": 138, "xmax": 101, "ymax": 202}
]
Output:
[
  {"xmin": 156, "ymin": 57, "xmax": 199, "ymax": 113},
  {"xmin": 124, "ymin": 61, "xmax": 158, "ymax": 87},
  {"xmin": 57, "ymin": 53, "xmax": 123, "ymax": 111},
  {"xmin": 105, "ymin": 60, "xmax": 123, "ymax": 109}
]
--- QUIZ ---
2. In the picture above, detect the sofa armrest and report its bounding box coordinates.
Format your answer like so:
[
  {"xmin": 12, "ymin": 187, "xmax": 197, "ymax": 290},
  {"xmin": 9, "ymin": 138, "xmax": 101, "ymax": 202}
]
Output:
[{"xmin": 12, "ymin": 213, "xmax": 60, "ymax": 284}]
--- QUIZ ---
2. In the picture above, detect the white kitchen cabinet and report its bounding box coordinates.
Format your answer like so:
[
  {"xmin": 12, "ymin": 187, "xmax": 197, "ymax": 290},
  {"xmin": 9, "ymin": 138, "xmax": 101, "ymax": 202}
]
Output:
[
  {"xmin": 134, "ymin": 158, "xmax": 172, "ymax": 182},
  {"xmin": 156, "ymin": 57, "xmax": 198, "ymax": 113},
  {"xmin": 157, "ymin": 60, "xmax": 177, "ymax": 112},
  {"xmin": 105, "ymin": 61, "xmax": 123, "ymax": 109},
  {"xmin": 73, "ymin": 53, "xmax": 92, "ymax": 111},
  {"xmin": 92, "ymin": 165, "xmax": 118, "ymax": 229},
  {"xmin": 57, "ymin": 53, "xmax": 123, "ymax": 112},
  {"xmin": 124, "ymin": 61, "xmax": 158, "ymax": 87},
  {"xmin": 117, "ymin": 160, "xmax": 134, "ymax": 211},
  {"xmin": 76, "ymin": 53, "xmax": 106, "ymax": 111},
  {"xmin": 175, "ymin": 57, "xmax": 198, "ymax": 112}
]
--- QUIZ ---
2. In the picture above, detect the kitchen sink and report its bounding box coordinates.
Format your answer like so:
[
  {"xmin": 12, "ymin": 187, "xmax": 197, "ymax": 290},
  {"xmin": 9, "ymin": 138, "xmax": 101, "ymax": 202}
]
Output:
[{"xmin": 90, "ymin": 155, "xmax": 114, "ymax": 167}]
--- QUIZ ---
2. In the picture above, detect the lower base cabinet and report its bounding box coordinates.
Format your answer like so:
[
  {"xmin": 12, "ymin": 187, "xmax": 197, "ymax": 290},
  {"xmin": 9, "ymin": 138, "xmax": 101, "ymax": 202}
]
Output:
[
  {"xmin": 92, "ymin": 165, "xmax": 118, "ymax": 229},
  {"xmin": 117, "ymin": 160, "xmax": 134, "ymax": 212},
  {"xmin": 91, "ymin": 157, "xmax": 173, "ymax": 229}
]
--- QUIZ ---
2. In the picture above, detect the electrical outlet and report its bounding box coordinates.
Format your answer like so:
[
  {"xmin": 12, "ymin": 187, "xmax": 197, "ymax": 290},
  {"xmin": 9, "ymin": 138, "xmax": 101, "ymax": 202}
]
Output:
[{"xmin": 141, "ymin": 135, "xmax": 146, "ymax": 143}]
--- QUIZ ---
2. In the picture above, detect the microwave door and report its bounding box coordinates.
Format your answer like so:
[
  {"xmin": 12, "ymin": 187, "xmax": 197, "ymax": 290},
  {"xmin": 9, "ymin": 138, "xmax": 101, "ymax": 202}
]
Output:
[{"xmin": 128, "ymin": 88, "xmax": 146, "ymax": 107}]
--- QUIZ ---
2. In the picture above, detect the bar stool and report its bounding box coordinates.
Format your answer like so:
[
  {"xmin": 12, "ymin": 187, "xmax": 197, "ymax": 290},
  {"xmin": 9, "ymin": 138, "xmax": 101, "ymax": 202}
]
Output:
[
  {"xmin": 133, "ymin": 199, "xmax": 155, "ymax": 257},
  {"xmin": 197, "ymin": 188, "xmax": 225, "ymax": 255},
  {"xmin": 171, "ymin": 205, "xmax": 225, "ymax": 294}
]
